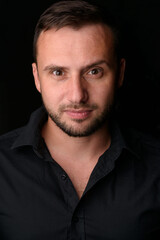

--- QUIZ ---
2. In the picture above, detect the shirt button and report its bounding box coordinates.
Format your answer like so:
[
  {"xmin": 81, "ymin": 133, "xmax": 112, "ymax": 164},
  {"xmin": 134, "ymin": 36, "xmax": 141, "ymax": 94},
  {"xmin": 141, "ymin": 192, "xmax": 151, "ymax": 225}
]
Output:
[{"xmin": 61, "ymin": 174, "xmax": 67, "ymax": 181}]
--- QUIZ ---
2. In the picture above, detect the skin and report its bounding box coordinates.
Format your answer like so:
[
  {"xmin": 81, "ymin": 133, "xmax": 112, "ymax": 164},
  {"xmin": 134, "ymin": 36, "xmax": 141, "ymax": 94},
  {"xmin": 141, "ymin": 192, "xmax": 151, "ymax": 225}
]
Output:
[{"xmin": 32, "ymin": 24, "xmax": 125, "ymax": 197}]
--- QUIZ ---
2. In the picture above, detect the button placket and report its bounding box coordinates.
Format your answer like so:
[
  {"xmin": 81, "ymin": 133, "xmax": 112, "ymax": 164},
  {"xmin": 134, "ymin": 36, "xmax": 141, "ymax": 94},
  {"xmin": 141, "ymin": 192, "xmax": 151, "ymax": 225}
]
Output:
[
  {"xmin": 61, "ymin": 174, "xmax": 67, "ymax": 181},
  {"xmin": 70, "ymin": 214, "xmax": 85, "ymax": 240}
]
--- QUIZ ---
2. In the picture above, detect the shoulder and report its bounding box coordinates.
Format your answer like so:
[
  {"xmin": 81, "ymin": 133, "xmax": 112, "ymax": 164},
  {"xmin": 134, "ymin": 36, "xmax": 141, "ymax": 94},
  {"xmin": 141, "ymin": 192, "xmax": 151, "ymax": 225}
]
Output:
[
  {"xmin": 0, "ymin": 127, "xmax": 25, "ymax": 150},
  {"xmin": 121, "ymin": 125, "xmax": 160, "ymax": 158}
]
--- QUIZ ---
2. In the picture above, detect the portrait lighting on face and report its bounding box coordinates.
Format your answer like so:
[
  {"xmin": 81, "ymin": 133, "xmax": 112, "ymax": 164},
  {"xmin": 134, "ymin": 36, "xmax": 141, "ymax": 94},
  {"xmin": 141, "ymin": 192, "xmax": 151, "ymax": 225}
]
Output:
[{"xmin": 32, "ymin": 24, "xmax": 124, "ymax": 138}]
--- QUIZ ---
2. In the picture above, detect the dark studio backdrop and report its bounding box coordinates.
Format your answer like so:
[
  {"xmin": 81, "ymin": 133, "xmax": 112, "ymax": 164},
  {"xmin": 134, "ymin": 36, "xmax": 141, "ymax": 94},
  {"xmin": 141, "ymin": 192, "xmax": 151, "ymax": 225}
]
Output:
[{"xmin": 1, "ymin": 0, "xmax": 160, "ymax": 136}]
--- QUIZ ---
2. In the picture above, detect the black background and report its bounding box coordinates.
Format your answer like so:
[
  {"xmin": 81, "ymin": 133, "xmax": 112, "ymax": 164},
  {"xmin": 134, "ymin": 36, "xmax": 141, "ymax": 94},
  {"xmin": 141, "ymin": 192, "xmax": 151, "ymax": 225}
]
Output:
[{"xmin": 1, "ymin": 0, "xmax": 160, "ymax": 136}]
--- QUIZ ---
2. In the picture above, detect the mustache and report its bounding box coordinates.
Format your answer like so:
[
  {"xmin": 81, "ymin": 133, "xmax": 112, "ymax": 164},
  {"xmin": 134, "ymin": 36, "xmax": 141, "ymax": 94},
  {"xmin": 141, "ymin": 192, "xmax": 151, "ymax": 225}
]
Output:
[{"xmin": 59, "ymin": 103, "xmax": 98, "ymax": 111}]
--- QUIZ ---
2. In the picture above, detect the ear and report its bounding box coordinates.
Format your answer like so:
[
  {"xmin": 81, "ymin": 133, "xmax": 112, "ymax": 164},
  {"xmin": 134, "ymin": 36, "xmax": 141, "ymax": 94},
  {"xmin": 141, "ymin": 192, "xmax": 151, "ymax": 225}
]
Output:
[
  {"xmin": 118, "ymin": 58, "xmax": 126, "ymax": 88},
  {"xmin": 32, "ymin": 63, "xmax": 41, "ymax": 93}
]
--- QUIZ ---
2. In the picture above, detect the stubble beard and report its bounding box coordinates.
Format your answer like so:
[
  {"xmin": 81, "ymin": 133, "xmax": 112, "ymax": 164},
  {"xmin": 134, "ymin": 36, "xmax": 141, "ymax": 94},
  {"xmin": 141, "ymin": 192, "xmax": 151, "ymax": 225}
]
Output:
[{"xmin": 43, "ymin": 102, "xmax": 113, "ymax": 138}]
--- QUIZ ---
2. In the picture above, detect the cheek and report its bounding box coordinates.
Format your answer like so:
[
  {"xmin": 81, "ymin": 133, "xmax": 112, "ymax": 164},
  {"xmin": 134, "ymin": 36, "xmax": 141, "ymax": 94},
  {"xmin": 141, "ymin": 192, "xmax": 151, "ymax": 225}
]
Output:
[
  {"xmin": 92, "ymin": 81, "xmax": 116, "ymax": 105},
  {"xmin": 40, "ymin": 81, "xmax": 66, "ymax": 107}
]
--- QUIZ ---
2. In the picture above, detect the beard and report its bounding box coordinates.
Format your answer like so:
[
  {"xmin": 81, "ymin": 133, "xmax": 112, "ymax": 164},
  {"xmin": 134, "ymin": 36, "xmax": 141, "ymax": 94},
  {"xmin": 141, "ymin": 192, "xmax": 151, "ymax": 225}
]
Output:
[{"xmin": 42, "ymin": 100, "xmax": 113, "ymax": 138}]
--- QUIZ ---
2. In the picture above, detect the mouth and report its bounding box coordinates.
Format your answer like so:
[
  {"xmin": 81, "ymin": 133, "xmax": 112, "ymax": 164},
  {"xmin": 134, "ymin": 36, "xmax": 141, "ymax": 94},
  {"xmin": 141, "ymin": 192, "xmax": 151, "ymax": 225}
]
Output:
[{"xmin": 63, "ymin": 109, "xmax": 93, "ymax": 120}]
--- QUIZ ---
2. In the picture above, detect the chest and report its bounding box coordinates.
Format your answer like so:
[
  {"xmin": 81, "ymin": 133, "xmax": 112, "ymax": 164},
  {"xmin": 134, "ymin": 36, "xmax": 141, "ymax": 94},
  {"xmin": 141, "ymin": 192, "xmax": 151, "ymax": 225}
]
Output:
[
  {"xmin": 1, "ymin": 167, "xmax": 160, "ymax": 240},
  {"xmin": 1, "ymin": 151, "xmax": 160, "ymax": 240},
  {"xmin": 58, "ymin": 159, "xmax": 97, "ymax": 198}
]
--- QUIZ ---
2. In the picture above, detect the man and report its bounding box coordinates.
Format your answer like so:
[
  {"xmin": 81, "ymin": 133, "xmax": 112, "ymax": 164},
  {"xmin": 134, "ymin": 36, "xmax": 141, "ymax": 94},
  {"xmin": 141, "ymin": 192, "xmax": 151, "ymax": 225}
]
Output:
[{"xmin": 0, "ymin": 1, "xmax": 160, "ymax": 239}]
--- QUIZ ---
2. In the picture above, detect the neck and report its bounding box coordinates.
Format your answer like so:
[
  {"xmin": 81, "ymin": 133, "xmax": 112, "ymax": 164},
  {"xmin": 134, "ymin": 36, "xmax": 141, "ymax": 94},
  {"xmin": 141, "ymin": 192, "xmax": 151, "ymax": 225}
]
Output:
[{"xmin": 42, "ymin": 117, "xmax": 111, "ymax": 163}]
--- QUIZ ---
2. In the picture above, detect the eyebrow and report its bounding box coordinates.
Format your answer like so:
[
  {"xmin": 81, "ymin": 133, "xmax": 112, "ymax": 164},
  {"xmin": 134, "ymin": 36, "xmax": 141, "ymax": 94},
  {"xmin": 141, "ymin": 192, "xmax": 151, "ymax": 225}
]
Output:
[
  {"xmin": 43, "ymin": 60, "xmax": 110, "ymax": 72},
  {"xmin": 82, "ymin": 60, "xmax": 110, "ymax": 72}
]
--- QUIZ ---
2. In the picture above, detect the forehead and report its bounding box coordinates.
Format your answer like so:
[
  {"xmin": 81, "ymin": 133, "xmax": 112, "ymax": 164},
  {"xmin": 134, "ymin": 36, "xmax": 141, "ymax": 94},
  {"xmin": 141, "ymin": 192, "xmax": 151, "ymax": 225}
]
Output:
[
  {"xmin": 38, "ymin": 24, "xmax": 114, "ymax": 48},
  {"xmin": 36, "ymin": 24, "xmax": 115, "ymax": 66}
]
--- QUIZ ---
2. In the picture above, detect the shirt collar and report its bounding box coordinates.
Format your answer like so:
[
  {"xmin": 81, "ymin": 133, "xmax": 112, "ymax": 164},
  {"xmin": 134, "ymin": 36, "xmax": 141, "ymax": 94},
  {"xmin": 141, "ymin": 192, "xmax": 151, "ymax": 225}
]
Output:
[
  {"xmin": 11, "ymin": 107, "xmax": 140, "ymax": 159},
  {"xmin": 11, "ymin": 107, "xmax": 47, "ymax": 156},
  {"xmin": 110, "ymin": 120, "xmax": 140, "ymax": 159}
]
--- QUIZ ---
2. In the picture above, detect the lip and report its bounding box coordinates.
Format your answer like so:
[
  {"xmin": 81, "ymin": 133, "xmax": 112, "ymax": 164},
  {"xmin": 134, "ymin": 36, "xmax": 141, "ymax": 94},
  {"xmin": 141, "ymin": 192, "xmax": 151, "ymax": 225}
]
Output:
[{"xmin": 64, "ymin": 109, "xmax": 93, "ymax": 120}]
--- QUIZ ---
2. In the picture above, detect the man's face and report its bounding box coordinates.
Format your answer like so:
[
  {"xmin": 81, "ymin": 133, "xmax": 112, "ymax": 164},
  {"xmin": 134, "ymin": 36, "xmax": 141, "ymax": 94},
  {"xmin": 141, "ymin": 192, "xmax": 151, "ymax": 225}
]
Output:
[{"xmin": 32, "ymin": 24, "xmax": 125, "ymax": 137}]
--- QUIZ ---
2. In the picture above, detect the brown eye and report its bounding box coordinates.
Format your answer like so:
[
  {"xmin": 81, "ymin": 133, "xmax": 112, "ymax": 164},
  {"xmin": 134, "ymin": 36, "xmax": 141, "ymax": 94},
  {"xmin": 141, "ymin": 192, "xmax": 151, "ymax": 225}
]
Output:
[
  {"xmin": 86, "ymin": 68, "xmax": 103, "ymax": 79},
  {"xmin": 53, "ymin": 69, "xmax": 64, "ymax": 76},
  {"xmin": 89, "ymin": 69, "xmax": 100, "ymax": 75}
]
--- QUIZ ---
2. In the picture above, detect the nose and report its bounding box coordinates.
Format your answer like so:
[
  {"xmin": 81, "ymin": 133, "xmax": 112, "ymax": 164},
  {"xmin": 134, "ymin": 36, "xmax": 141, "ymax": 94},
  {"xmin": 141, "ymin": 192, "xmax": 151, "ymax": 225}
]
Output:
[{"xmin": 68, "ymin": 75, "xmax": 89, "ymax": 104}]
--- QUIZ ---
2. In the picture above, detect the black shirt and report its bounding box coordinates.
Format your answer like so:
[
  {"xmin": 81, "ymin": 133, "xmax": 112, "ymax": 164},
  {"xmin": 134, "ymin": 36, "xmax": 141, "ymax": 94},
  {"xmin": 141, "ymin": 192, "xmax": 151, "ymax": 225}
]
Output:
[{"xmin": 0, "ymin": 107, "xmax": 160, "ymax": 240}]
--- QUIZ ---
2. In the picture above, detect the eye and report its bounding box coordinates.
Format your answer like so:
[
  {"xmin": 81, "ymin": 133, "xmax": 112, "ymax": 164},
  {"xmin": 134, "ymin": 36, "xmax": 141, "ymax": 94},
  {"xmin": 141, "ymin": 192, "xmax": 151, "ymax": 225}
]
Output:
[
  {"xmin": 52, "ymin": 69, "xmax": 64, "ymax": 76},
  {"xmin": 49, "ymin": 68, "xmax": 66, "ymax": 80},
  {"xmin": 86, "ymin": 67, "xmax": 103, "ymax": 79},
  {"xmin": 88, "ymin": 69, "xmax": 100, "ymax": 75}
]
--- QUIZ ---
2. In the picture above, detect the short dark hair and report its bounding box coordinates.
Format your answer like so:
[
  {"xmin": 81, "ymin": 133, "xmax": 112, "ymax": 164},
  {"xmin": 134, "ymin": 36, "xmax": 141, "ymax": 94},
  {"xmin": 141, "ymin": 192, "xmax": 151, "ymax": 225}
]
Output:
[{"xmin": 33, "ymin": 0, "xmax": 122, "ymax": 62}]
